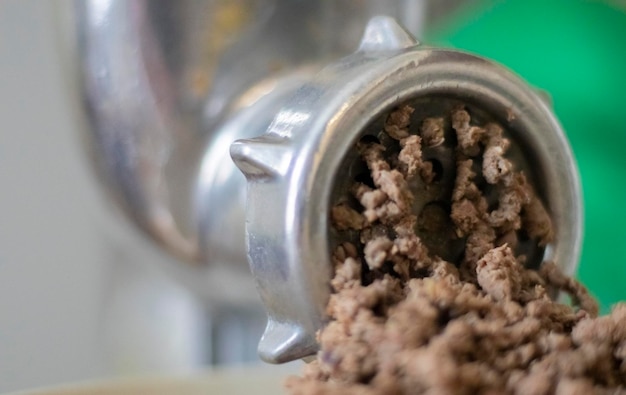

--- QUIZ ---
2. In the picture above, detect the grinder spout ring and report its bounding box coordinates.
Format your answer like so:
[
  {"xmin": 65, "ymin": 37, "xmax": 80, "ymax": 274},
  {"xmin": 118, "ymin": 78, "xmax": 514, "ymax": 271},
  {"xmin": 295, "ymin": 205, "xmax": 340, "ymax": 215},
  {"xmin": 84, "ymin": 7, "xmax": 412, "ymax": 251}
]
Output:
[{"xmin": 231, "ymin": 17, "xmax": 581, "ymax": 363}]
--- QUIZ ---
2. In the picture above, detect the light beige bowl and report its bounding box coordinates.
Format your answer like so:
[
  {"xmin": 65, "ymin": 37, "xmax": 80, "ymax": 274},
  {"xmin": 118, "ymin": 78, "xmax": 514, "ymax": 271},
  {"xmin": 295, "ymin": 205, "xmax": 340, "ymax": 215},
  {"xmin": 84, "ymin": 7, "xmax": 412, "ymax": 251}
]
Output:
[{"xmin": 8, "ymin": 365, "xmax": 298, "ymax": 395}]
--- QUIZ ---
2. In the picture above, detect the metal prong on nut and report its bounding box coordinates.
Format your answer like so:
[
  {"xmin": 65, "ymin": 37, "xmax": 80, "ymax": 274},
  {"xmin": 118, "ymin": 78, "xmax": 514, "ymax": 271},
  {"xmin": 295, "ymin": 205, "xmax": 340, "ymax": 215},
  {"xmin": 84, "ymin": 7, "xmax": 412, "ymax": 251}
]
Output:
[
  {"xmin": 230, "ymin": 136, "xmax": 292, "ymax": 181},
  {"xmin": 258, "ymin": 321, "xmax": 316, "ymax": 364},
  {"xmin": 358, "ymin": 15, "xmax": 420, "ymax": 52}
]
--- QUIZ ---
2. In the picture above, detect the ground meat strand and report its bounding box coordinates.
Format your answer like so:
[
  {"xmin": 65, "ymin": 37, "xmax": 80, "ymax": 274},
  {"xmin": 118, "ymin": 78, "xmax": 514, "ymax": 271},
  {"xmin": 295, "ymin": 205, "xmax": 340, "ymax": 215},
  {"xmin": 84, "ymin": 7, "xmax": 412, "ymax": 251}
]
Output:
[
  {"xmin": 384, "ymin": 104, "xmax": 414, "ymax": 140},
  {"xmin": 452, "ymin": 106, "xmax": 486, "ymax": 157},
  {"xmin": 482, "ymin": 123, "xmax": 513, "ymax": 185},
  {"xmin": 331, "ymin": 203, "xmax": 365, "ymax": 231},
  {"xmin": 419, "ymin": 117, "xmax": 445, "ymax": 147}
]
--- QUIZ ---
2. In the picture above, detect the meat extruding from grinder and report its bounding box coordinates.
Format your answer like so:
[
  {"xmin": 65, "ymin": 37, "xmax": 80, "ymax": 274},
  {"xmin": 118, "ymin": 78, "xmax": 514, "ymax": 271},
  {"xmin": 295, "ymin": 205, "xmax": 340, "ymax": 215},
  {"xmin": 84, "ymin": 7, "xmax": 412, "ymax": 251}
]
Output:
[{"xmin": 286, "ymin": 105, "xmax": 626, "ymax": 395}]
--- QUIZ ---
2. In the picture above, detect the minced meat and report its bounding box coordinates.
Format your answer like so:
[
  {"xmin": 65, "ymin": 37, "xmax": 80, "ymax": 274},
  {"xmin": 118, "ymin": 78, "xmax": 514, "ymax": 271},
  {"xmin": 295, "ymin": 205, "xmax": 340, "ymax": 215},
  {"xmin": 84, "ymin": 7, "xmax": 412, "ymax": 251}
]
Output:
[{"xmin": 285, "ymin": 105, "xmax": 625, "ymax": 395}]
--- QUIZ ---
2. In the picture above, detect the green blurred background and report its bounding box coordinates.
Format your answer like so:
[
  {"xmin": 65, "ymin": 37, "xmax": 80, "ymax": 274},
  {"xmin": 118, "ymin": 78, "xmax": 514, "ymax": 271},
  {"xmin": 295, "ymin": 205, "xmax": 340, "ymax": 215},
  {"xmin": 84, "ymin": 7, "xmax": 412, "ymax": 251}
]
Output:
[{"xmin": 427, "ymin": 0, "xmax": 626, "ymax": 312}]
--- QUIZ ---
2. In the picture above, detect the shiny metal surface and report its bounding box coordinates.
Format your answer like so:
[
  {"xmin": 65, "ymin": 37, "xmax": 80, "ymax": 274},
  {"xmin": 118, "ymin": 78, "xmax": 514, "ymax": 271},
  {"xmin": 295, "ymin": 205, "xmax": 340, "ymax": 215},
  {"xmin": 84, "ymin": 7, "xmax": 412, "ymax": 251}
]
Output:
[
  {"xmin": 232, "ymin": 17, "xmax": 582, "ymax": 363},
  {"xmin": 73, "ymin": 0, "xmax": 427, "ymax": 267},
  {"xmin": 70, "ymin": 0, "xmax": 443, "ymax": 364}
]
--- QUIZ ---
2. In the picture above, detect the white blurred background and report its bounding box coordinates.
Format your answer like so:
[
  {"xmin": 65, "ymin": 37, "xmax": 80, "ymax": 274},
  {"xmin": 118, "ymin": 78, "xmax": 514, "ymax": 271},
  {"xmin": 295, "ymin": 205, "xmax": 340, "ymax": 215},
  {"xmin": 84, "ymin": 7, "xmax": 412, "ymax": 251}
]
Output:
[{"xmin": 0, "ymin": 1, "xmax": 266, "ymax": 391}]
